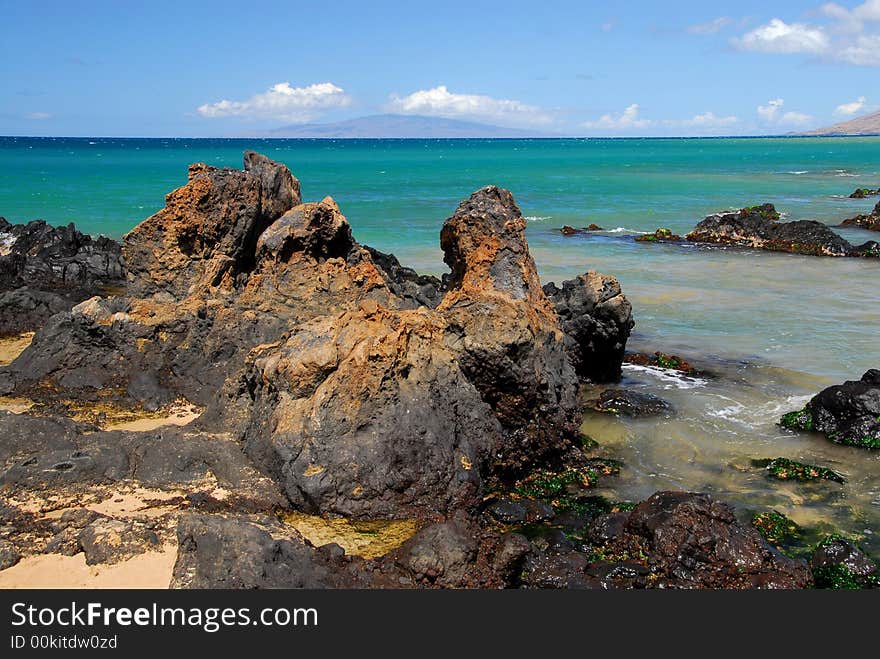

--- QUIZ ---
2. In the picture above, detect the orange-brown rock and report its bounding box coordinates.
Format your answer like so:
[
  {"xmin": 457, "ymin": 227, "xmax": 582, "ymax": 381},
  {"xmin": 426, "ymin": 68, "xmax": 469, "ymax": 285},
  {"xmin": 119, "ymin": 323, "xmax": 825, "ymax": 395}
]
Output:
[{"xmin": 1, "ymin": 154, "xmax": 632, "ymax": 519}]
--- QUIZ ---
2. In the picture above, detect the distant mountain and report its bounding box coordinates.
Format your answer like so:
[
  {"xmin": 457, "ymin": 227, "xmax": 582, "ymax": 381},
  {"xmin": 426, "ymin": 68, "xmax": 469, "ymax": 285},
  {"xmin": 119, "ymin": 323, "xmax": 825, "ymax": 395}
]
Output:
[
  {"xmin": 800, "ymin": 110, "xmax": 880, "ymax": 136},
  {"xmin": 261, "ymin": 114, "xmax": 551, "ymax": 138}
]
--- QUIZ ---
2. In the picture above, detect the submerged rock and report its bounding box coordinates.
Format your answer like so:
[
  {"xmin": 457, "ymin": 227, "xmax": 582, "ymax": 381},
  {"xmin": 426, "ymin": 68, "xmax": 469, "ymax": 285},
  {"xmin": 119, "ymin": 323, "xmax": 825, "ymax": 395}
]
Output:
[
  {"xmin": 686, "ymin": 204, "xmax": 855, "ymax": 257},
  {"xmin": 779, "ymin": 370, "xmax": 880, "ymax": 449},
  {"xmin": 587, "ymin": 388, "xmax": 673, "ymax": 417},
  {"xmin": 0, "ymin": 217, "xmax": 125, "ymax": 335},
  {"xmin": 752, "ymin": 457, "xmax": 846, "ymax": 484},
  {"xmin": 752, "ymin": 510, "xmax": 802, "ymax": 551},
  {"xmin": 624, "ymin": 351, "xmax": 704, "ymax": 376},
  {"xmin": 560, "ymin": 224, "xmax": 603, "ymax": 235},
  {"xmin": 635, "ymin": 227, "xmax": 684, "ymax": 243},
  {"xmin": 841, "ymin": 200, "xmax": 880, "ymax": 232}
]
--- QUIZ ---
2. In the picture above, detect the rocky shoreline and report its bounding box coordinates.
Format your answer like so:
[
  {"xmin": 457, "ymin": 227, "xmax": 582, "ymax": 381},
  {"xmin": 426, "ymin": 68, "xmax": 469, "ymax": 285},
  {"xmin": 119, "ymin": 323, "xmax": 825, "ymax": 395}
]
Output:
[
  {"xmin": 1, "ymin": 152, "xmax": 876, "ymax": 589},
  {"xmin": 562, "ymin": 201, "xmax": 880, "ymax": 257}
]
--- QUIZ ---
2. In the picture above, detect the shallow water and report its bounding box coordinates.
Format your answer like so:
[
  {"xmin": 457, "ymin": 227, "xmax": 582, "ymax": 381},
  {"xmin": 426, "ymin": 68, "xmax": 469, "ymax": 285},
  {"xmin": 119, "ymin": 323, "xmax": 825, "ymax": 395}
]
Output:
[
  {"xmin": 1, "ymin": 136, "xmax": 878, "ymax": 554},
  {"xmin": 583, "ymin": 360, "xmax": 880, "ymax": 555}
]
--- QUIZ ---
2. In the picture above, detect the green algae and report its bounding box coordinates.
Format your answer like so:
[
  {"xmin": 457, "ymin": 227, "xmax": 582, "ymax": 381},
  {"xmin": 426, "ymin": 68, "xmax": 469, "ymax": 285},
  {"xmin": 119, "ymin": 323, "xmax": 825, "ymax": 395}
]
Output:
[
  {"xmin": 753, "ymin": 457, "xmax": 845, "ymax": 484},
  {"xmin": 742, "ymin": 204, "xmax": 780, "ymax": 221},
  {"xmin": 779, "ymin": 407, "xmax": 813, "ymax": 431},
  {"xmin": 811, "ymin": 534, "xmax": 880, "ymax": 590},
  {"xmin": 512, "ymin": 461, "xmax": 622, "ymax": 517},
  {"xmin": 752, "ymin": 511, "xmax": 802, "ymax": 550},
  {"xmin": 579, "ymin": 434, "xmax": 600, "ymax": 452}
]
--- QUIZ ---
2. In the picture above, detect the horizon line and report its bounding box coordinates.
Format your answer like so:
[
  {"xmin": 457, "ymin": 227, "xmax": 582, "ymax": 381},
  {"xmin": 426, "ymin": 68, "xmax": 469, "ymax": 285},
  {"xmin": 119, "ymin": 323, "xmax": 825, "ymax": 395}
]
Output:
[{"xmin": 3, "ymin": 134, "xmax": 880, "ymax": 140}]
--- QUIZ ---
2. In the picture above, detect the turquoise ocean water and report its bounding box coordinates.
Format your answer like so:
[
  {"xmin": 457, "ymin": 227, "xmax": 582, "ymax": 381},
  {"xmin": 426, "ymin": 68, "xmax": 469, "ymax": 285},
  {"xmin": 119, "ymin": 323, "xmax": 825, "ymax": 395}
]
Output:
[{"xmin": 2, "ymin": 136, "xmax": 879, "ymax": 551}]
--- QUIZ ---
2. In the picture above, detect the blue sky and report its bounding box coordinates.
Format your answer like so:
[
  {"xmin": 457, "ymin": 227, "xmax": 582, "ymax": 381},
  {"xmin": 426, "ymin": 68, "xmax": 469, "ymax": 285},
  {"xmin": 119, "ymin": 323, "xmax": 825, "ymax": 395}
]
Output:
[{"xmin": 2, "ymin": 0, "xmax": 878, "ymax": 136}]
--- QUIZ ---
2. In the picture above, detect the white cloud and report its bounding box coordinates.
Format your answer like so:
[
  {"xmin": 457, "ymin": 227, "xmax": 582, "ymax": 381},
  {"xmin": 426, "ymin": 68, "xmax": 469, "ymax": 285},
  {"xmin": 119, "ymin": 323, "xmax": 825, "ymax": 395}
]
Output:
[
  {"xmin": 197, "ymin": 82, "xmax": 351, "ymax": 122},
  {"xmin": 822, "ymin": 1, "xmax": 880, "ymax": 29},
  {"xmin": 688, "ymin": 17, "xmax": 732, "ymax": 35},
  {"xmin": 757, "ymin": 98, "xmax": 813, "ymax": 126},
  {"xmin": 780, "ymin": 111, "xmax": 813, "ymax": 125},
  {"xmin": 835, "ymin": 96, "xmax": 867, "ymax": 116},
  {"xmin": 583, "ymin": 104, "xmax": 653, "ymax": 132},
  {"xmin": 678, "ymin": 111, "xmax": 739, "ymax": 128},
  {"xmin": 730, "ymin": 7, "xmax": 880, "ymax": 67},
  {"xmin": 758, "ymin": 98, "xmax": 785, "ymax": 122},
  {"xmin": 386, "ymin": 85, "xmax": 552, "ymax": 127},
  {"xmin": 601, "ymin": 21, "xmax": 616, "ymax": 32},
  {"xmin": 24, "ymin": 112, "xmax": 51, "ymax": 120},
  {"xmin": 733, "ymin": 18, "xmax": 830, "ymax": 53},
  {"xmin": 835, "ymin": 33, "xmax": 880, "ymax": 65}
]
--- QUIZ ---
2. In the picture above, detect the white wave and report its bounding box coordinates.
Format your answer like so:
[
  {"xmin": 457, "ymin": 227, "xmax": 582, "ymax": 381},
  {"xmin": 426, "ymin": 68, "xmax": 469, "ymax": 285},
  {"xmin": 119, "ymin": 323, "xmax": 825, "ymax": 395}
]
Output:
[
  {"xmin": 524, "ymin": 215, "xmax": 551, "ymax": 222},
  {"xmin": 622, "ymin": 363, "xmax": 708, "ymax": 390},
  {"xmin": 785, "ymin": 170, "xmax": 809, "ymax": 175},
  {"xmin": 604, "ymin": 227, "xmax": 649, "ymax": 235},
  {"xmin": 834, "ymin": 170, "xmax": 859, "ymax": 177},
  {"xmin": 704, "ymin": 393, "xmax": 812, "ymax": 428}
]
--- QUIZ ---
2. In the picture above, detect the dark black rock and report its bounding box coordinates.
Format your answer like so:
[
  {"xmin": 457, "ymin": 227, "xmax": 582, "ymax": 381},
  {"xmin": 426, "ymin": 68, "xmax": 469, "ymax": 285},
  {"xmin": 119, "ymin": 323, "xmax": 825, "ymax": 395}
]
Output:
[
  {"xmin": 522, "ymin": 551, "xmax": 594, "ymax": 589},
  {"xmin": 0, "ymin": 217, "xmax": 125, "ymax": 335},
  {"xmin": 841, "ymin": 200, "xmax": 880, "ymax": 232},
  {"xmin": 543, "ymin": 272, "xmax": 634, "ymax": 382},
  {"xmin": 365, "ymin": 246, "xmax": 444, "ymax": 308},
  {"xmin": 686, "ymin": 204, "xmax": 855, "ymax": 256},
  {"xmin": 485, "ymin": 498, "xmax": 528, "ymax": 525},
  {"xmin": 393, "ymin": 519, "xmax": 479, "ymax": 586},
  {"xmin": 849, "ymin": 188, "xmax": 879, "ymax": 199},
  {"xmin": 172, "ymin": 514, "xmax": 359, "ymax": 588},
  {"xmin": 793, "ymin": 370, "xmax": 880, "ymax": 449},
  {"xmin": 0, "ymin": 288, "xmax": 71, "ymax": 337},
  {"xmin": 594, "ymin": 491, "xmax": 813, "ymax": 589},
  {"xmin": 0, "ymin": 217, "xmax": 124, "ymax": 294},
  {"xmin": 588, "ymin": 388, "xmax": 673, "ymax": 417},
  {"xmin": 0, "ymin": 540, "xmax": 21, "ymax": 570},
  {"xmin": 0, "ymin": 414, "xmax": 286, "ymax": 511}
]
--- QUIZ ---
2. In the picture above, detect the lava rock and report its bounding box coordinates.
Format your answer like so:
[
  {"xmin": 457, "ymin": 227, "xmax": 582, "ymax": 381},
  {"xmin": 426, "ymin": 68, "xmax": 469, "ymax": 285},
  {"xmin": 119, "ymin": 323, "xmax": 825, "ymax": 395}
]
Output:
[
  {"xmin": 841, "ymin": 200, "xmax": 880, "ymax": 232},
  {"xmin": 810, "ymin": 536, "xmax": 878, "ymax": 589},
  {"xmin": 780, "ymin": 369, "xmax": 880, "ymax": 449},
  {"xmin": 543, "ymin": 272, "xmax": 634, "ymax": 382},
  {"xmin": 172, "ymin": 514, "xmax": 360, "ymax": 589},
  {"xmin": 0, "ymin": 540, "xmax": 21, "ymax": 570},
  {"xmin": 635, "ymin": 227, "xmax": 684, "ymax": 243},
  {"xmin": 588, "ymin": 388, "xmax": 673, "ymax": 417},
  {"xmin": 687, "ymin": 204, "xmax": 856, "ymax": 256},
  {"xmin": 593, "ymin": 491, "xmax": 813, "ymax": 589},
  {"xmin": 0, "ymin": 217, "xmax": 125, "ymax": 335}
]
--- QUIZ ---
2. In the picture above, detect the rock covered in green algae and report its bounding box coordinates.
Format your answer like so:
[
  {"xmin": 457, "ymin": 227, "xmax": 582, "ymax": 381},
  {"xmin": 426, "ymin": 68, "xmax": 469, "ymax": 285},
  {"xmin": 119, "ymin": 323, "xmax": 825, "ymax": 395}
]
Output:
[
  {"xmin": 634, "ymin": 227, "xmax": 683, "ymax": 243},
  {"xmin": 752, "ymin": 511, "xmax": 802, "ymax": 550},
  {"xmin": 779, "ymin": 369, "xmax": 880, "ymax": 449},
  {"xmin": 811, "ymin": 535, "xmax": 879, "ymax": 589},
  {"xmin": 752, "ymin": 457, "xmax": 845, "ymax": 484}
]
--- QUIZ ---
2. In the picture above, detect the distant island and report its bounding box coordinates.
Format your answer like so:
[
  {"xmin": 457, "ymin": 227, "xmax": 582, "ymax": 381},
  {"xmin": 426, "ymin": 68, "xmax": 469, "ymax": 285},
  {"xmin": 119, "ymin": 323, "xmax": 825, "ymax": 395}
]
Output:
[
  {"xmin": 799, "ymin": 109, "xmax": 880, "ymax": 136},
  {"xmin": 258, "ymin": 114, "xmax": 552, "ymax": 138}
]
